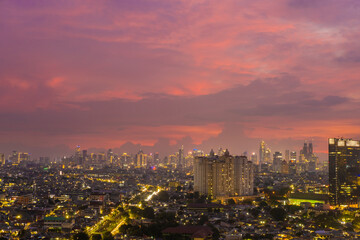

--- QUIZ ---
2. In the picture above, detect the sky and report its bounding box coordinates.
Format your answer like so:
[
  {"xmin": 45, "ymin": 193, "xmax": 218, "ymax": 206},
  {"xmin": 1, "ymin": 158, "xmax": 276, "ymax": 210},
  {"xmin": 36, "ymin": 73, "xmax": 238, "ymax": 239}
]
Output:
[{"xmin": 1, "ymin": 0, "xmax": 360, "ymax": 160}]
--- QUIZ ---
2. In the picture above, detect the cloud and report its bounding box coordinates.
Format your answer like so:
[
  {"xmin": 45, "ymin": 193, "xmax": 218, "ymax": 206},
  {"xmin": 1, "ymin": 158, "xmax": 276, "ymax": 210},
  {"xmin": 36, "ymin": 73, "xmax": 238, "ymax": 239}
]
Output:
[
  {"xmin": 0, "ymin": 75, "xmax": 356, "ymax": 158},
  {"xmin": 1, "ymin": 0, "xmax": 360, "ymax": 158}
]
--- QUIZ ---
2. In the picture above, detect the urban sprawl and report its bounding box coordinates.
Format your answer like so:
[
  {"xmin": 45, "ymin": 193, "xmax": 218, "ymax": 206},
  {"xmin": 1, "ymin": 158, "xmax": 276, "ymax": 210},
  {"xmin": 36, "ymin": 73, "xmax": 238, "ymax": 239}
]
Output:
[{"xmin": 0, "ymin": 138, "xmax": 359, "ymax": 239}]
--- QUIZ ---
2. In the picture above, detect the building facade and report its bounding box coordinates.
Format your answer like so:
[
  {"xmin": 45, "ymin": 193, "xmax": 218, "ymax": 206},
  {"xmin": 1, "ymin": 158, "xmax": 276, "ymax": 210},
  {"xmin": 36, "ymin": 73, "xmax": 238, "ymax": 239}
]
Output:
[
  {"xmin": 329, "ymin": 138, "xmax": 360, "ymax": 206},
  {"xmin": 194, "ymin": 151, "xmax": 254, "ymax": 198}
]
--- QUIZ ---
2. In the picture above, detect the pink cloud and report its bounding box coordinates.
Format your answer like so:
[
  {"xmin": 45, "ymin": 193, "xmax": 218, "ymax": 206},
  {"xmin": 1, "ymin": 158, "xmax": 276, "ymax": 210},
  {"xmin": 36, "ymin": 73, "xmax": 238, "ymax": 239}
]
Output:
[{"xmin": 1, "ymin": 0, "xmax": 360, "ymax": 157}]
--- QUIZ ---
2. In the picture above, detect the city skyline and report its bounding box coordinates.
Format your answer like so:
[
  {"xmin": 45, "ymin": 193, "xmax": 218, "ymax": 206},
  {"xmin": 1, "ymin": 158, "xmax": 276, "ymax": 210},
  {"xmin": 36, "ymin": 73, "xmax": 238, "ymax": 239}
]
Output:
[{"xmin": 2, "ymin": 1, "xmax": 360, "ymax": 159}]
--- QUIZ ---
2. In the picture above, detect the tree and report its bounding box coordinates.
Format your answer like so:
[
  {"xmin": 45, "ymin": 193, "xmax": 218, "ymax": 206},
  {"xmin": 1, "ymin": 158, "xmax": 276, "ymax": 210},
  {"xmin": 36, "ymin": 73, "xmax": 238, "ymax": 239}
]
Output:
[
  {"xmin": 18, "ymin": 229, "xmax": 31, "ymax": 239},
  {"xmin": 72, "ymin": 231, "xmax": 90, "ymax": 240},
  {"xmin": 129, "ymin": 206, "xmax": 142, "ymax": 218},
  {"xmin": 277, "ymin": 187, "xmax": 291, "ymax": 197},
  {"xmin": 157, "ymin": 191, "xmax": 170, "ymax": 202},
  {"xmin": 102, "ymin": 231, "xmax": 114, "ymax": 240},
  {"xmin": 353, "ymin": 216, "xmax": 360, "ymax": 230},
  {"xmin": 198, "ymin": 215, "xmax": 209, "ymax": 225},
  {"xmin": 207, "ymin": 223, "xmax": 220, "ymax": 240},
  {"xmin": 143, "ymin": 207, "xmax": 155, "ymax": 219},
  {"xmin": 286, "ymin": 205, "xmax": 303, "ymax": 214},
  {"xmin": 259, "ymin": 201, "xmax": 268, "ymax": 208},
  {"xmin": 249, "ymin": 208, "xmax": 261, "ymax": 218},
  {"xmin": 241, "ymin": 199, "xmax": 253, "ymax": 205},
  {"xmin": 194, "ymin": 191, "xmax": 200, "ymax": 199},
  {"xmin": 227, "ymin": 199, "xmax": 236, "ymax": 205},
  {"xmin": 314, "ymin": 213, "xmax": 341, "ymax": 229},
  {"xmin": 91, "ymin": 234, "xmax": 102, "ymax": 240},
  {"xmin": 269, "ymin": 207, "xmax": 287, "ymax": 221}
]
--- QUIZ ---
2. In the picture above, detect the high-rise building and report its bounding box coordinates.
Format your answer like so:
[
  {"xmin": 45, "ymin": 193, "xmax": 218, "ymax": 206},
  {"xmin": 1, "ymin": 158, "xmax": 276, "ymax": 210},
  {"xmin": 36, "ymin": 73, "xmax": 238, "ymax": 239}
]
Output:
[
  {"xmin": 19, "ymin": 153, "xmax": 29, "ymax": 162},
  {"xmin": 107, "ymin": 149, "xmax": 114, "ymax": 164},
  {"xmin": 97, "ymin": 153, "xmax": 106, "ymax": 163},
  {"xmin": 194, "ymin": 150, "xmax": 254, "ymax": 198},
  {"xmin": 39, "ymin": 157, "xmax": 50, "ymax": 165},
  {"xmin": 309, "ymin": 142, "xmax": 313, "ymax": 154},
  {"xmin": 192, "ymin": 149, "xmax": 204, "ymax": 157},
  {"xmin": 329, "ymin": 138, "xmax": 360, "ymax": 206},
  {"xmin": 265, "ymin": 148, "xmax": 271, "ymax": 163},
  {"xmin": 154, "ymin": 152, "xmax": 160, "ymax": 164},
  {"xmin": 0, "ymin": 153, "xmax": 4, "ymax": 165},
  {"xmin": 167, "ymin": 154, "xmax": 177, "ymax": 166},
  {"xmin": 250, "ymin": 152, "xmax": 257, "ymax": 165},
  {"xmin": 273, "ymin": 152, "xmax": 283, "ymax": 173},
  {"xmin": 290, "ymin": 151, "xmax": 296, "ymax": 162},
  {"xmin": 136, "ymin": 150, "xmax": 147, "ymax": 167},
  {"xmin": 9, "ymin": 151, "xmax": 29, "ymax": 165},
  {"xmin": 285, "ymin": 150, "xmax": 290, "ymax": 162},
  {"xmin": 259, "ymin": 141, "xmax": 266, "ymax": 165},
  {"xmin": 289, "ymin": 160, "xmax": 296, "ymax": 175},
  {"xmin": 281, "ymin": 160, "xmax": 289, "ymax": 174},
  {"xmin": 9, "ymin": 150, "xmax": 19, "ymax": 165},
  {"xmin": 74, "ymin": 145, "xmax": 83, "ymax": 165},
  {"xmin": 259, "ymin": 142, "xmax": 271, "ymax": 172},
  {"xmin": 178, "ymin": 146, "xmax": 184, "ymax": 167},
  {"xmin": 120, "ymin": 153, "xmax": 131, "ymax": 168},
  {"xmin": 82, "ymin": 150, "xmax": 88, "ymax": 163},
  {"xmin": 300, "ymin": 141, "xmax": 318, "ymax": 172},
  {"xmin": 218, "ymin": 148, "xmax": 226, "ymax": 156}
]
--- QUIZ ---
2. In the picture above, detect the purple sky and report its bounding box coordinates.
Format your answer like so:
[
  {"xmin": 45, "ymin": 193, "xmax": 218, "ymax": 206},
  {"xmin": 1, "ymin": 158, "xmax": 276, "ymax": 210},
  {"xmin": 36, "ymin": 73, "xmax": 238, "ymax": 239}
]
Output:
[{"xmin": 1, "ymin": 0, "xmax": 360, "ymax": 159}]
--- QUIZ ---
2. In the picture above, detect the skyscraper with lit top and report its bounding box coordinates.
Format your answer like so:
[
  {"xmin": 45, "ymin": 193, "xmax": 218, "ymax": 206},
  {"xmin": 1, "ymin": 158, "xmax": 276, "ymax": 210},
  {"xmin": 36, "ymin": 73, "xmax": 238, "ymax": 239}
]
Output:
[{"xmin": 329, "ymin": 138, "xmax": 360, "ymax": 206}]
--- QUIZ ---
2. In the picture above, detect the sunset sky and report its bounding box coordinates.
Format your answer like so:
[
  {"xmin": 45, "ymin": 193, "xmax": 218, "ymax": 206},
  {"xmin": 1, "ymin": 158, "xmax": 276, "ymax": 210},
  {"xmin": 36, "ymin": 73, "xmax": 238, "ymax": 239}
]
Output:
[{"xmin": 1, "ymin": 0, "xmax": 360, "ymax": 159}]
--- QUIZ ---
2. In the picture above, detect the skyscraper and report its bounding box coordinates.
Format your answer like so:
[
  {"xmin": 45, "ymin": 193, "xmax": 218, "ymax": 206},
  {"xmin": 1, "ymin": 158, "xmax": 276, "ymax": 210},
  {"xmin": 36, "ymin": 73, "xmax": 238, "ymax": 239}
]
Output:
[
  {"xmin": 259, "ymin": 141, "xmax": 266, "ymax": 165},
  {"xmin": 250, "ymin": 152, "xmax": 257, "ymax": 165},
  {"xmin": 178, "ymin": 145, "xmax": 184, "ymax": 167},
  {"xmin": 329, "ymin": 138, "xmax": 360, "ymax": 206},
  {"xmin": 285, "ymin": 150, "xmax": 290, "ymax": 162},
  {"xmin": 299, "ymin": 141, "xmax": 318, "ymax": 173},
  {"xmin": 290, "ymin": 151, "xmax": 296, "ymax": 162},
  {"xmin": 107, "ymin": 149, "xmax": 114, "ymax": 164},
  {"xmin": 273, "ymin": 152, "xmax": 283, "ymax": 173},
  {"xmin": 136, "ymin": 150, "xmax": 147, "ymax": 167},
  {"xmin": 194, "ymin": 150, "xmax": 254, "ymax": 198},
  {"xmin": 0, "ymin": 153, "xmax": 5, "ymax": 165}
]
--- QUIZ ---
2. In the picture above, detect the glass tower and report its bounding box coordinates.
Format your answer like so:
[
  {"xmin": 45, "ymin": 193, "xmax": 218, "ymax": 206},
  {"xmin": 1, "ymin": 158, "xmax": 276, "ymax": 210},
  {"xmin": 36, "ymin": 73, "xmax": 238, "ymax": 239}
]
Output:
[{"xmin": 329, "ymin": 138, "xmax": 360, "ymax": 206}]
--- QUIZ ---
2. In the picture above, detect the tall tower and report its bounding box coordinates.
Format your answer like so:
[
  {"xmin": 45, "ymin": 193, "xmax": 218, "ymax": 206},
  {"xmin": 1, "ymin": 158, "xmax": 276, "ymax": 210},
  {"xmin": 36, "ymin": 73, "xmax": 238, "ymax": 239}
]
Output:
[
  {"xmin": 302, "ymin": 143, "xmax": 308, "ymax": 156},
  {"xmin": 289, "ymin": 151, "xmax": 297, "ymax": 175},
  {"xmin": 136, "ymin": 150, "xmax": 147, "ymax": 167},
  {"xmin": 284, "ymin": 150, "xmax": 290, "ymax": 162},
  {"xmin": 309, "ymin": 142, "xmax": 313, "ymax": 154},
  {"xmin": 75, "ymin": 145, "xmax": 82, "ymax": 164},
  {"xmin": 273, "ymin": 152, "xmax": 283, "ymax": 173},
  {"xmin": 259, "ymin": 141, "xmax": 266, "ymax": 165},
  {"xmin": 107, "ymin": 149, "xmax": 114, "ymax": 164},
  {"xmin": 178, "ymin": 145, "xmax": 184, "ymax": 167},
  {"xmin": 329, "ymin": 138, "xmax": 360, "ymax": 206},
  {"xmin": 0, "ymin": 153, "xmax": 5, "ymax": 165}
]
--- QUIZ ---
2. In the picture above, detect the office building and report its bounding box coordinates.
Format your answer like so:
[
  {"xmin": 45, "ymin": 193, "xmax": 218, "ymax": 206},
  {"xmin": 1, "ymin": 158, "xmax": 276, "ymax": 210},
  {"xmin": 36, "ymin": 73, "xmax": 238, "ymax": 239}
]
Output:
[
  {"xmin": 273, "ymin": 151, "xmax": 283, "ymax": 173},
  {"xmin": 259, "ymin": 141, "xmax": 266, "ymax": 165},
  {"xmin": 178, "ymin": 146, "xmax": 184, "ymax": 167},
  {"xmin": 285, "ymin": 150, "xmax": 290, "ymax": 162},
  {"xmin": 136, "ymin": 150, "xmax": 147, "ymax": 167},
  {"xmin": 329, "ymin": 138, "xmax": 360, "ymax": 206},
  {"xmin": 0, "ymin": 154, "xmax": 4, "ymax": 165}
]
